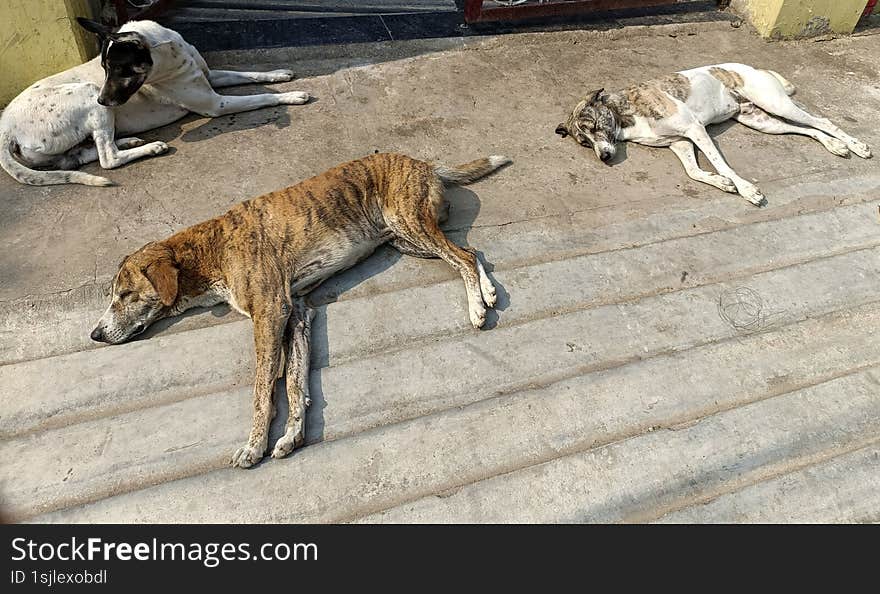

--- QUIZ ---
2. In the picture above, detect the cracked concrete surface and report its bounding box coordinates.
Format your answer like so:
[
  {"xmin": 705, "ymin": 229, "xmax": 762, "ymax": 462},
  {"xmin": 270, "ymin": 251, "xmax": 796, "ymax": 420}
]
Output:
[{"xmin": 1, "ymin": 20, "xmax": 879, "ymax": 523}]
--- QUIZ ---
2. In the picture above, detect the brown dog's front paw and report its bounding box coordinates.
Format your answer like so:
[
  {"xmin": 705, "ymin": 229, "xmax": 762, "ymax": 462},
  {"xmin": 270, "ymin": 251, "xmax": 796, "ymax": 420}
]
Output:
[
  {"xmin": 271, "ymin": 430, "xmax": 304, "ymax": 460},
  {"xmin": 230, "ymin": 443, "xmax": 264, "ymax": 468}
]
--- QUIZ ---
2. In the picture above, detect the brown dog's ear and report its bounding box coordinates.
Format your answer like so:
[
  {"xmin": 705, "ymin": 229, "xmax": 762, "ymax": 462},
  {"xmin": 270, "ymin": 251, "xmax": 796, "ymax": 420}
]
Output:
[
  {"xmin": 586, "ymin": 88, "xmax": 605, "ymax": 104},
  {"xmin": 143, "ymin": 256, "xmax": 178, "ymax": 307},
  {"xmin": 555, "ymin": 123, "xmax": 569, "ymax": 138}
]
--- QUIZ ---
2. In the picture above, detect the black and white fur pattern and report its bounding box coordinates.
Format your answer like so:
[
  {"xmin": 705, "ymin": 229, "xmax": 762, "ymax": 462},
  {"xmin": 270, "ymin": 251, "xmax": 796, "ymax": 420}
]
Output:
[
  {"xmin": 0, "ymin": 19, "xmax": 310, "ymax": 187},
  {"xmin": 557, "ymin": 63, "xmax": 871, "ymax": 206}
]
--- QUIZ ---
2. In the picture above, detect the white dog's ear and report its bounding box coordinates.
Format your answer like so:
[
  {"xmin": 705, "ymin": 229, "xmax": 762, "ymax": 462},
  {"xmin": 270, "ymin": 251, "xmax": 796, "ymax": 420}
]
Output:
[
  {"xmin": 555, "ymin": 123, "xmax": 569, "ymax": 138},
  {"xmin": 76, "ymin": 17, "xmax": 114, "ymax": 39}
]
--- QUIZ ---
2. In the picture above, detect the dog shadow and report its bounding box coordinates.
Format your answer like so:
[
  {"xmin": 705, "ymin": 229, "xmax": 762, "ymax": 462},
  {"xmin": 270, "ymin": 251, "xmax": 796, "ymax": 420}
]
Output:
[
  {"xmin": 272, "ymin": 183, "xmax": 509, "ymax": 450},
  {"xmin": 131, "ymin": 82, "xmax": 309, "ymax": 146}
]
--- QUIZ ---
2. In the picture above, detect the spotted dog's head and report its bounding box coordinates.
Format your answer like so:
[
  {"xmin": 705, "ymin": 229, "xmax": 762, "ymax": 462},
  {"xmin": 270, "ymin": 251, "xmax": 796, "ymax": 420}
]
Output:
[
  {"xmin": 555, "ymin": 89, "xmax": 620, "ymax": 163},
  {"xmin": 90, "ymin": 243, "xmax": 178, "ymax": 344},
  {"xmin": 77, "ymin": 18, "xmax": 153, "ymax": 107}
]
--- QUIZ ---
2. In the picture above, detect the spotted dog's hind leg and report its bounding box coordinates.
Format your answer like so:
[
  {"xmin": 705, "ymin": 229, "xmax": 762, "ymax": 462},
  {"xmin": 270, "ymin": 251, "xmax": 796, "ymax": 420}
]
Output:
[
  {"xmin": 208, "ymin": 69, "xmax": 296, "ymax": 88},
  {"xmin": 271, "ymin": 300, "xmax": 314, "ymax": 460},
  {"xmin": 50, "ymin": 137, "xmax": 148, "ymax": 169},
  {"xmin": 739, "ymin": 71, "xmax": 871, "ymax": 158},
  {"xmin": 735, "ymin": 104, "xmax": 850, "ymax": 157}
]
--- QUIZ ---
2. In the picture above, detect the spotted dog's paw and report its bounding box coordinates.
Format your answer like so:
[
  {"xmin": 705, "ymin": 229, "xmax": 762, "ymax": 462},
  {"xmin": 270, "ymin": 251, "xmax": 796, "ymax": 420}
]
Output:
[
  {"xmin": 280, "ymin": 91, "xmax": 310, "ymax": 105},
  {"xmin": 147, "ymin": 141, "xmax": 169, "ymax": 155},
  {"xmin": 849, "ymin": 140, "xmax": 872, "ymax": 159},
  {"xmin": 708, "ymin": 174, "xmax": 737, "ymax": 193},
  {"xmin": 116, "ymin": 137, "xmax": 146, "ymax": 149},
  {"xmin": 268, "ymin": 69, "xmax": 295, "ymax": 83},
  {"xmin": 230, "ymin": 443, "xmax": 265, "ymax": 468},
  {"xmin": 740, "ymin": 184, "xmax": 767, "ymax": 207},
  {"xmin": 823, "ymin": 137, "xmax": 850, "ymax": 158}
]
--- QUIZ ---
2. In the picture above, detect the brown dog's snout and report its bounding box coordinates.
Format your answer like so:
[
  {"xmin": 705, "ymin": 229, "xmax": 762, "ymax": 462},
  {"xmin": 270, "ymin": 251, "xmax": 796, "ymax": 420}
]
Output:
[{"xmin": 90, "ymin": 326, "xmax": 106, "ymax": 342}]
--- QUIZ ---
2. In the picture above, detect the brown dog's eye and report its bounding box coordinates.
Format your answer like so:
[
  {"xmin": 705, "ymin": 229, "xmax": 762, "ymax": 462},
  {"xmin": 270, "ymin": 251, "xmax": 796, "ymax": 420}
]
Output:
[{"xmin": 118, "ymin": 290, "xmax": 133, "ymax": 300}]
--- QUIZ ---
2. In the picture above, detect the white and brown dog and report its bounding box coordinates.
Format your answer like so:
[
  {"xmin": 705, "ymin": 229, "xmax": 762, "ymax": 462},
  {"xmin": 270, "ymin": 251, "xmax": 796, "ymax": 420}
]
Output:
[
  {"xmin": 556, "ymin": 63, "xmax": 871, "ymax": 206},
  {"xmin": 0, "ymin": 19, "xmax": 310, "ymax": 187}
]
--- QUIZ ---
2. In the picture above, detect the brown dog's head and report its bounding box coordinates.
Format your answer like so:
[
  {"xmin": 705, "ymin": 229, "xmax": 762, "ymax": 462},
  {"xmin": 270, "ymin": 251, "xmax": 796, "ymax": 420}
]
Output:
[
  {"xmin": 90, "ymin": 243, "xmax": 178, "ymax": 344},
  {"xmin": 555, "ymin": 88, "xmax": 620, "ymax": 163}
]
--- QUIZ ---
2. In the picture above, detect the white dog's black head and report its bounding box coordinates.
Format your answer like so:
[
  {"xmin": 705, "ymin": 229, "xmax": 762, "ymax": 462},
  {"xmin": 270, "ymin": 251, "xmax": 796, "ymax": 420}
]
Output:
[{"xmin": 77, "ymin": 18, "xmax": 153, "ymax": 107}]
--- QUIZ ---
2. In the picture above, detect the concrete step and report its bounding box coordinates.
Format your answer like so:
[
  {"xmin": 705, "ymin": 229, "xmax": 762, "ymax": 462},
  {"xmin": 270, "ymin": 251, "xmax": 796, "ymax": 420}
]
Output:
[
  {"xmin": 653, "ymin": 444, "xmax": 880, "ymax": 523},
  {"xmin": 28, "ymin": 304, "xmax": 880, "ymax": 523},
  {"xmin": 7, "ymin": 245, "xmax": 879, "ymax": 518},
  {"xmin": 11, "ymin": 240, "xmax": 879, "ymax": 520},
  {"xmin": 359, "ymin": 366, "xmax": 880, "ymax": 524},
  {"xmin": 2, "ymin": 201, "xmax": 878, "ymax": 444}
]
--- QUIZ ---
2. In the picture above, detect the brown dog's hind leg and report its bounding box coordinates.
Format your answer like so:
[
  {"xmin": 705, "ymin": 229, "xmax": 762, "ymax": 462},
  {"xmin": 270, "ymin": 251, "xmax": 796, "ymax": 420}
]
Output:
[
  {"xmin": 231, "ymin": 297, "xmax": 291, "ymax": 469},
  {"xmin": 385, "ymin": 183, "xmax": 495, "ymax": 328},
  {"xmin": 271, "ymin": 300, "xmax": 315, "ymax": 460}
]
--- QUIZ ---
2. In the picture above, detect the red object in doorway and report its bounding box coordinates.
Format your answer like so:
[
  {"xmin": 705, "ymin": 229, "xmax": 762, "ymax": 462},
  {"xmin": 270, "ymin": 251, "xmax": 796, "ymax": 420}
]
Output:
[
  {"xmin": 865, "ymin": 0, "xmax": 877, "ymax": 16},
  {"xmin": 464, "ymin": 0, "xmax": 681, "ymax": 24}
]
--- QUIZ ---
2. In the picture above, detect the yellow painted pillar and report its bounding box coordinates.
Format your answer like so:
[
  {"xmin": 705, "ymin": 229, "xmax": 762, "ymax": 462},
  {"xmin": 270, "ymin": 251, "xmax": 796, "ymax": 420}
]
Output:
[
  {"xmin": 731, "ymin": 0, "xmax": 869, "ymax": 39},
  {"xmin": 0, "ymin": 0, "xmax": 98, "ymax": 107}
]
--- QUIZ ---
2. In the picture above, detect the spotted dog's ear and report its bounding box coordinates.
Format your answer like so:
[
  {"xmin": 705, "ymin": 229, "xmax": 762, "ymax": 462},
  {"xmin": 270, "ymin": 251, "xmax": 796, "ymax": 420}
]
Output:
[
  {"xmin": 555, "ymin": 123, "xmax": 569, "ymax": 138},
  {"xmin": 76, "ymin": 17, "xmax": 114, "ymax": 39},
  {"xmin": 586, "ymin": 88, "xmax": 605, "ymax": 104}
]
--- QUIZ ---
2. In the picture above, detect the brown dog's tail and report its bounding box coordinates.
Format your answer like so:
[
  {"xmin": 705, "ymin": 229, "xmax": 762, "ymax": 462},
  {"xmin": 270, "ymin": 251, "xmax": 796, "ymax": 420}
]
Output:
[
  {"xmin": 0, "ymin": 129, "xmax": 113, "ymax": 187},
  {"xmin": 435, "ymin": 155, "xmax": 511, "ymax": 185}
]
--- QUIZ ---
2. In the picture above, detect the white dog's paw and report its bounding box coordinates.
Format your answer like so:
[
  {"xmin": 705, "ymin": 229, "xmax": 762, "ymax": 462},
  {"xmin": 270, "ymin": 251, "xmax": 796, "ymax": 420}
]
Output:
[
  {"xmin": 147, "ymin": 141, "xmax": 169, "ymax": 155},
  {"xmin": 116, "ymin": 137, "xmax": 146, "ymax": 149},
  {"xmin": 268, "ymin": 69, "xmax": 295, "ymax": 82},
  {"xmin": 823, "ymin": 137, "xmax": 850, "ymax": 157},
  {"xmin": 230, "ymin": 443, "xmax": 265, "ymax": 468},
  {"xmin": 740, "ymin": 185, "xmax": 767, "ymax": 207},
  {"xmin": 280, "ymin": 91, "xmax": 310, "ymax": 105},
  {"xmin": 469, "ymin": 303, "xmax": 487, "ymax": 329},
  {"xmin": 711, "ymin": 175, "xmax": 737, "ymax": 193},
  {"xmin": 849, "ymin": 140, "xmax": 872, "ymax": 159},
  {"xmin": 271, "ymin": 430, "xmax": 303, "ymax": 460}
]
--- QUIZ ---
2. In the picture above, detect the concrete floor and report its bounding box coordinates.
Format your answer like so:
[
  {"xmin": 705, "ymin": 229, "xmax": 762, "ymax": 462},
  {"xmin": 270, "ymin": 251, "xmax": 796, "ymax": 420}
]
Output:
[{"xmin": 1, "ymin": 19, "xmax": 879, "ymax": 523}]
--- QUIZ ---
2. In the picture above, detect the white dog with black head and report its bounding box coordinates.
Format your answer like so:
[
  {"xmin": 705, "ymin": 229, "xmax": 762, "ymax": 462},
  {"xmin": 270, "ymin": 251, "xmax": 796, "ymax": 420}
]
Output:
[{"xmin": 0, "ymin": 19, "xmax": 310, "ymax": 186}]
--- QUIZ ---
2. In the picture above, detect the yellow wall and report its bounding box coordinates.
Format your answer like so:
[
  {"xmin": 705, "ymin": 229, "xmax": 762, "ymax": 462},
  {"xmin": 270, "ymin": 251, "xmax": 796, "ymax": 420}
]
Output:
[
  {"xmin": 0, "ymin": 0, "xmax": 97, "ymax": 107},
  {"xmin": 732, "ymin": 0, "xmax": 868, "ymax": 39}
]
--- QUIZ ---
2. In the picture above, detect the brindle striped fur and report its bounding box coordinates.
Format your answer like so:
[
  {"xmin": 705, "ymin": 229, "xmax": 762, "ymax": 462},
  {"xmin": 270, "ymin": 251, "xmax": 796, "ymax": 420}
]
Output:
[
  {"xmin": 708, "ymin": 67, "xmax": 744, "ymax": 91},
  {"xmin": 93, "ymin": 152, "xmax": 509, "ymax": 468},
  {"xmin": 623, "ymin": 73, "xmax": 691, "ymax": 120}
]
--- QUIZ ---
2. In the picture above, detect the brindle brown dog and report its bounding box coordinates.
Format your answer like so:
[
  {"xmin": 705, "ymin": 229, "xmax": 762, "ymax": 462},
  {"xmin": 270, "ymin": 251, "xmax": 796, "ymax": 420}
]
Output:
[{"xmin": 90, "ymin": 152, "xmax": 510, "ymax": 468}]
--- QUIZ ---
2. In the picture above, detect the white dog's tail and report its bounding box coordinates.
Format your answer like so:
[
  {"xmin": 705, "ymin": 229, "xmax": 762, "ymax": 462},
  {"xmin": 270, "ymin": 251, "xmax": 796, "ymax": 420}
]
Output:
[
  {"xmin": 0, "ymin": 130, "xmax": 112, "ymax": 187},
  {"xmin": 765, "ymin": 70, "xmax": 796, "ymax": 96},
  {"xmin": 435, "ymin": 155, "xmax": 511, "ymax": 185}
]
